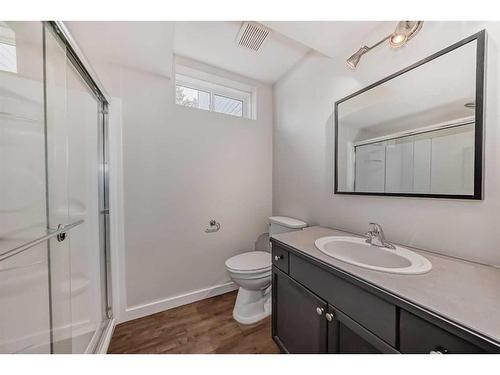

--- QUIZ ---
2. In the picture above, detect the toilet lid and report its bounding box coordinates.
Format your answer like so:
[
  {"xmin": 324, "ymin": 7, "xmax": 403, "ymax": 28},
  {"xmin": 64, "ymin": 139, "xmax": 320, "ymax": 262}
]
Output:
[{"xmin": 225, "ymin": 251, "xmax": 271, "ymax": 272}]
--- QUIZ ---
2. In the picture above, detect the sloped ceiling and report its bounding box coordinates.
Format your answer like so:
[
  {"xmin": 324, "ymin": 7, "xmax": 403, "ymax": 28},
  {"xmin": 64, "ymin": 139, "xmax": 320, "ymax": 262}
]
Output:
[
  {"xmin": 64, "ymin": 21, "xmax": 427, "ymax": 85},
  {"xmin": 262, "ymin": 21, "xmax": 394, "ymax": 59},
  {"xmin": 173, "ymin": 21, "xmax": 311, "ymax": 84},
  {"xmin": 65, "ymin": 21, "xmax": 175, "ymax": 78}
]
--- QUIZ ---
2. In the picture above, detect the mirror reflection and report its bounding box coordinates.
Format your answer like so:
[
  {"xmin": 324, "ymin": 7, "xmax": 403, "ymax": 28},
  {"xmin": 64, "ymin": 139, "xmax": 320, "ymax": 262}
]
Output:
[{"xmin": 336, "ymin": 38, "xmax": 481, "ymax": 197}]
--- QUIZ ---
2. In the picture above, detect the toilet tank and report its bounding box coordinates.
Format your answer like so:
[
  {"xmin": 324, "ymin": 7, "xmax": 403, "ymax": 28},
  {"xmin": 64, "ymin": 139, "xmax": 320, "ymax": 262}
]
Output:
[{"xmin": 269, "ymin": 216, "xmax": 307, "ymax": 237}]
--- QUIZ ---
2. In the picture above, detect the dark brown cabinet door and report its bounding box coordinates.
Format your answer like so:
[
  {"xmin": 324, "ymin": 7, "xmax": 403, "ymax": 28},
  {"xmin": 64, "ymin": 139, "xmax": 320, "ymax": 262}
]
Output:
[
  {"xmin": 273, "ymin": 268, "xmax": 328, "ymax": 353},
  {"xmin": 337, "ymin": 324, "xmax": 383, "ymax": 353},
  {"xmin": 399, "ymin": 310, "xmax": 485, "ymax": 354},
  {"xmin": 327, "ymin": 306, "xmax": 399, "ymax": 354}
]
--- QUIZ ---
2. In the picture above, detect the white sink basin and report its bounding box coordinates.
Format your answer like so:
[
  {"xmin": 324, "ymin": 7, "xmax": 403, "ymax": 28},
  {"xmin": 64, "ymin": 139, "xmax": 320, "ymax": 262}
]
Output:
[{"xmin": 314, "ymin": 236, "xmax": 432, "ymax": 275}]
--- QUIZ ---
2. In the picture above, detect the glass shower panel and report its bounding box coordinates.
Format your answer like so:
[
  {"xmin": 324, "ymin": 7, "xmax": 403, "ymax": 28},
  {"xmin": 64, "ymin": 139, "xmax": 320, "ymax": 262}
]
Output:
[
  {"xmin": 0, "ymin": 243, "xmax": 51, "ymax": 353},
  {"xmin": 44, "ymin": 24, "xmax": 73, "ymax": 353},
  {"xmin": 354, "ymin": 143, "xmax": 386, "ymax": 192},
  {"xmin": 1, "ymin": 21, "xmax": 109, "ymax": 354},
  {"xmin": 385, "ymin": 137, "xmax": 414, "ymax": 193},
  {"xmin": 430, "ymin": 126, "xmax": 475, "ymax": 195},
  {"xmin": 0, "ymin": 22, "xmax": 50, "ymax": 353},
  {"xmin": 413, "ymin": 138, "xmax": 432, "ymax": 193},
  {"xmin": 44, "ymin": 24, "xmax": 107, "ymax": 353},
  {"xmin": 66, "ymin": 61, "xmax": 105, "ymax": 353}
]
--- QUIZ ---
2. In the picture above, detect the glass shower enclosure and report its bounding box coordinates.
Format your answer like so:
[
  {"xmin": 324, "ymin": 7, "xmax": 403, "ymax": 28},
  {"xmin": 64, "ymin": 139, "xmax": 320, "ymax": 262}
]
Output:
[{"xmin": 0, "ymin": 21, "xmax": 112, "ymax": 353}]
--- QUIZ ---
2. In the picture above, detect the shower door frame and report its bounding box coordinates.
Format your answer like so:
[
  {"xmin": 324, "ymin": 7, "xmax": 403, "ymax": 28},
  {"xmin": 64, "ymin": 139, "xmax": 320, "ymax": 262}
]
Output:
[{"xmin": 45, "ymin": 21, "xmax": 113, "ymax": 353}]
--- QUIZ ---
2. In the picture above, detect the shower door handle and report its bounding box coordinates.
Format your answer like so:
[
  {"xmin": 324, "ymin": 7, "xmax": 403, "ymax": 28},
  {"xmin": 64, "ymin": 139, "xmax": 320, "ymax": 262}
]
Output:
[{"xmin": 0, "ymin": 220, "xmax": 85, "ymax": 262}]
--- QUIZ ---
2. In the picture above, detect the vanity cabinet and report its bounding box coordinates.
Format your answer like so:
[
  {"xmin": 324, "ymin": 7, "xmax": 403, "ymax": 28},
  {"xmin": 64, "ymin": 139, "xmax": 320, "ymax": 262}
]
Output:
[
  {"xmin": 271, "ymin": 240, "xmax": 500, "ymax": 354},
  {"xmin": 273, "ymin": 268, "xmax": 327, "ymax": 353},
  {"xmin": 273, "ymin": 268, "xmax": 397, "ymax": 354}
]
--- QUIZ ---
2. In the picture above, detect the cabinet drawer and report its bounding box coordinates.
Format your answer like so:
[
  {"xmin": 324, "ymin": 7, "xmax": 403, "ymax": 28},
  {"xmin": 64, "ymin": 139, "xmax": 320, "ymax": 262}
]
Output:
[
  {"xmin": 400, "ymin": 310, "xmax": 485, "ymax": 354},
  {"xmin": 289, "ymin": 254, "xmax": 397, "ymax": 346},
  {"xmin": 272, "ymin": 244, "xmax": 289, "ymax": 274}
]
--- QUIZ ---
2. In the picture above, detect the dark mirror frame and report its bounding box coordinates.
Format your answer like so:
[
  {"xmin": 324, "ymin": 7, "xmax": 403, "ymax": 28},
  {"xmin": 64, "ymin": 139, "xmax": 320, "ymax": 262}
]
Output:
[{"xmin": 334, "ymin": 30, "xmax": 486, "ymax": 200}]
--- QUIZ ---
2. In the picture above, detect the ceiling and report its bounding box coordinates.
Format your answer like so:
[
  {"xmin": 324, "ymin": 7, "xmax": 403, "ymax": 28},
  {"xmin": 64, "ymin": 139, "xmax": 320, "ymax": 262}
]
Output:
[
  {"xmin": 173, "ymin": 21, "xmax": 311, "ymax": 84},
  {"xmin": 65, "ymin": 21, "xmax": 175, "ymax": 78},
  {"xmin": 173, "ymin": 21, "xmax": 416, "ymax": 83},
  {"xmin": 262, "ymin": 21, "xmax": 395, "ymax": 59},
  {"xmin": 63, "ymin": 21, "xmax": 427, "ymax": 86}
]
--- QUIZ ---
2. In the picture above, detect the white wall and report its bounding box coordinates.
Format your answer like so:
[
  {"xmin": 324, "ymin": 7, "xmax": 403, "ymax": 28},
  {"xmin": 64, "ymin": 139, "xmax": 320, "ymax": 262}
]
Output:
[
  {"xmin": 273, "ymin": 21, "xmax": 500, "ymax": 266},
  {"xmin": 66, "ymin": 22, "xmax": 273, "ymax": 321},
  {"xmin": 120, "ymin": 62, "xmax": 273, "ymax": 319}
]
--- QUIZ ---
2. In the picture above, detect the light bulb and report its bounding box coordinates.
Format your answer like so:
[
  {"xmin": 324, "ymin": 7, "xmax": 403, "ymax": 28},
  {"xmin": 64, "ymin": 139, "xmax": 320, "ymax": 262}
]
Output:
[{"xmin": 389, "ymin": 33, "xmax": 407, "ymax": 48}]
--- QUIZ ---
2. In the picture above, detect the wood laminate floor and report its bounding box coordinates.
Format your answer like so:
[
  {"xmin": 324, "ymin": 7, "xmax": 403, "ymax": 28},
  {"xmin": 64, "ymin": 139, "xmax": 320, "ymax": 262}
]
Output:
[{"xmin": 108, "ymin": 291, "xmax": 280, "ymax": 354}]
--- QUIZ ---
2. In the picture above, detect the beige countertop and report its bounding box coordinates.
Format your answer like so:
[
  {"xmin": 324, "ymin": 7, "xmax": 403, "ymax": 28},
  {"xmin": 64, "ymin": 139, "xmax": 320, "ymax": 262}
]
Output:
[{"xmin": 271, "ymin": 226, "xmax": 500, "ymax": 345}]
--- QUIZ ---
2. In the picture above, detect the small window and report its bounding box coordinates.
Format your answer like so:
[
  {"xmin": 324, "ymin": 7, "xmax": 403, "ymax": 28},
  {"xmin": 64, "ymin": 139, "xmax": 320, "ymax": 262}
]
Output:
[{"xmin": 175, "ymin": 68, "xmax": 254, "ymax": 119}]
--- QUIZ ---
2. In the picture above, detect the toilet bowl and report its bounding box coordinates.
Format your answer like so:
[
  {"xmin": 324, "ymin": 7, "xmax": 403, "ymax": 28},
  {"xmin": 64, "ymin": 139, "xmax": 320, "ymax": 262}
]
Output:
[
  {"xmin": 225, "ymin": 251, "xmax": 272, "ymax": 325},
  {"xmin": 225, "ymin": 216, "xmax": 307, "ymax": 324}
]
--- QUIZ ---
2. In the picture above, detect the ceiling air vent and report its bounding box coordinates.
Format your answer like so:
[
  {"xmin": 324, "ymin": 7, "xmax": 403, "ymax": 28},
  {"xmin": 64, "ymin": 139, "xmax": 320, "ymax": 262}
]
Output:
[{"xmin": 235, "ymin": 22, "xmax": 271, "ymax": 52}]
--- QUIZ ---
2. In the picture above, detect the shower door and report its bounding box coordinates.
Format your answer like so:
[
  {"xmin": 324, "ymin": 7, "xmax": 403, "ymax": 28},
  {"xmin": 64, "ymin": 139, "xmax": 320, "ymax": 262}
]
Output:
[
  {"xmin": 0, "ymin": 21, "xmax": 51, "ymax": 354},
  {"xmin": 0, "ymin": 21, "xmax": 111, "ymax": 354}
]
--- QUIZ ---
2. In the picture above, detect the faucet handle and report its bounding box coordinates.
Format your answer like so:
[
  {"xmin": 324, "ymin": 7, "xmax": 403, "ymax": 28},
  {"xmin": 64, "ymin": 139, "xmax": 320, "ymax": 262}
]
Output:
[
  {"xmin": 366, "ymin": 223, "xmax": 379, "ymax": 237},
  {"xmin": 366, "ymin": 222, "xmax": 396, "ymax": 249}
]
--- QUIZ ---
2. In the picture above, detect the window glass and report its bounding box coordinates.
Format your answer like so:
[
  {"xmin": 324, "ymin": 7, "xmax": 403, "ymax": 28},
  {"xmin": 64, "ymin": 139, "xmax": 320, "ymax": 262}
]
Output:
[
  {"xmin": 214, "ymin": 94, "xmax": 243, "ymax": 117},
  {"xmin": 176, "ymin": 85, "xmax": 210, "ymax": 111}
]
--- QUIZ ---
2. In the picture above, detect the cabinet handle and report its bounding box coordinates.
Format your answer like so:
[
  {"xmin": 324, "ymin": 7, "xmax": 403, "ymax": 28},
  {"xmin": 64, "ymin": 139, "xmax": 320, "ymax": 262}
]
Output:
[
  {"xmin": 274, "ymin": 255, "xmax": 283, "ymax": 261},
  {"xmin": 325, "ymin": 312, "xmax": 334, "ymax": 322},
  {"xmin": 430, "ymin": 346, "xmax": 448, "ymax": 354},
  {"xmin": 316, "ymin": 307, "xmax": 324, "ymax": 316}
]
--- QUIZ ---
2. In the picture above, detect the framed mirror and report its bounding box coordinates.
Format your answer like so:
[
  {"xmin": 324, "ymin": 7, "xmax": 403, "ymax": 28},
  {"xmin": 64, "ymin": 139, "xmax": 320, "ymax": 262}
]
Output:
[{"xmin": 335, "ymin": 30, "xmax": 485, "ymax": 200}]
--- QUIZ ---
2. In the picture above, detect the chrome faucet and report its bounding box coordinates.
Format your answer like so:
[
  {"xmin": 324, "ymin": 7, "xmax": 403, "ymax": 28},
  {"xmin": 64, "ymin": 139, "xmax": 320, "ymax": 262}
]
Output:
[{"xmin": 365, "ymin": 223, "xmax": 396, "ymax": 250}]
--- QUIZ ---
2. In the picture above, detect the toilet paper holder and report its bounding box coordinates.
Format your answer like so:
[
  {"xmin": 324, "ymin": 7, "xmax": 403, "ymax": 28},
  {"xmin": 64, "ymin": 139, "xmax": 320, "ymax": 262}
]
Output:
[{"xmin": 205, "ymin": 219, "xmax": 221, "ymax": 233}]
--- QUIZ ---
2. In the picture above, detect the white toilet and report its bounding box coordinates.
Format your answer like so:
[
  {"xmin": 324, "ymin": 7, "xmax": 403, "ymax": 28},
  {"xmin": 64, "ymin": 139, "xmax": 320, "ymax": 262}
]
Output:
[{"xmin": 225, "ymin": 216, "xmax": 307, "ymax": 324}]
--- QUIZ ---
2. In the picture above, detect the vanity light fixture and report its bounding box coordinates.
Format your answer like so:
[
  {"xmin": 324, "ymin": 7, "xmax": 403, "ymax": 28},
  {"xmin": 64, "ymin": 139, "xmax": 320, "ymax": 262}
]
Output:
[{"xmin": 346, "ymin": 21, "xmax": 423, "ymax": 69}]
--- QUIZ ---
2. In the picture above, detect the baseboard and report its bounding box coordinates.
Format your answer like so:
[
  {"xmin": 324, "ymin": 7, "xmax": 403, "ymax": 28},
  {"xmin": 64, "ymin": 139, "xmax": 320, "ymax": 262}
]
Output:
[{"xmin": 121, "ymin": 281, "xmax": 238, "ymax": 323}]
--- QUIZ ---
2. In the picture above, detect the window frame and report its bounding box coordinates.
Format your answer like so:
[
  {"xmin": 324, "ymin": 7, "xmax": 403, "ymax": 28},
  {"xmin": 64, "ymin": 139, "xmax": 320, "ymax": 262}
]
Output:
[{"xmin": 174, "ymin": 65, "xmax": 256, "ymax": 120}]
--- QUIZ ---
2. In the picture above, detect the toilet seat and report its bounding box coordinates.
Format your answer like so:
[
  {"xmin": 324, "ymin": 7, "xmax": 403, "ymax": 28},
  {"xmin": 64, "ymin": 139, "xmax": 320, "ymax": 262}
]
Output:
[
  {"xmin": 227, "ymin": 269, "xmax": 271, "ymax": 280},
  {"xmin": 225, "ymin": 251, "xmax": 271, "ymax": 274},
  {"xmin": 225, "ymin": 251, "xmax": 273, "ymax": 325}
]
